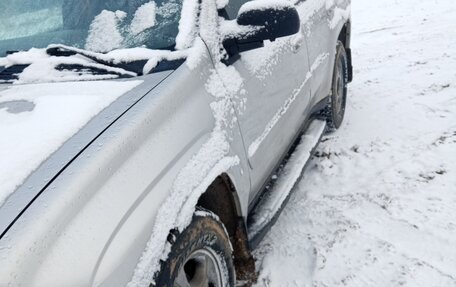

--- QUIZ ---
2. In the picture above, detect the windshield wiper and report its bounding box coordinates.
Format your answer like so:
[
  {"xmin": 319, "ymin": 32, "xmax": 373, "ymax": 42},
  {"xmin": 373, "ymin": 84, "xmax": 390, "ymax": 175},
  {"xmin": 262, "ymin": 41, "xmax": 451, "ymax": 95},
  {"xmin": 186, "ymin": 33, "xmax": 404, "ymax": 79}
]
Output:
[
  {"xmin": 0, "ymin": 65, "xmax": 29, "ymax": 82},
  {"xmin": 0, "ymin": 62, "xmax": 135, "ymax": 82},
  {"xmin": 55, "ymin": 63, "xmax": 135, "ymax": 78},
  {"xmin": 2, "ymin": 45, "xmax": 185, "ymax": 81},
  {"xmin": 46, "ymin": 46, "xmax": 145, "ymax": 75},
  {"xmin": 1, "ymin": 47, "xmax": 144, "ymax": 81},
  {"xmin": 46, "ymin": 45, "xmax": 185, "ymax": 75}
]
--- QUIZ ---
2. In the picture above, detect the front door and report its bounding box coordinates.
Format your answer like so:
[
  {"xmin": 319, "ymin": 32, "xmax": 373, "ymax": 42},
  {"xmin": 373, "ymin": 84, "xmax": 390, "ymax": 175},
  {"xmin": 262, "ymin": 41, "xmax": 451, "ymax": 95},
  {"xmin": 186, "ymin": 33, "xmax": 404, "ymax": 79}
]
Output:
[
  {"xmin": 301, "ymin": 0, "xmax": 334, "ymax": 103},
  {"xmin": 219, "ymin": 5, "xmax": 313, "ymax": 198}
]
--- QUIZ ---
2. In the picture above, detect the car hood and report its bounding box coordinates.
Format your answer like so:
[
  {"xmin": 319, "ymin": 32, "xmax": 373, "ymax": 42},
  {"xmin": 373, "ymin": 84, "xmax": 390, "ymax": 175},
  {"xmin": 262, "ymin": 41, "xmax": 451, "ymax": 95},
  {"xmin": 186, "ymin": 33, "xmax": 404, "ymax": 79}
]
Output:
[{"xmin": 0, "ymin": 71, "xmax": 172, "ymax": 236}]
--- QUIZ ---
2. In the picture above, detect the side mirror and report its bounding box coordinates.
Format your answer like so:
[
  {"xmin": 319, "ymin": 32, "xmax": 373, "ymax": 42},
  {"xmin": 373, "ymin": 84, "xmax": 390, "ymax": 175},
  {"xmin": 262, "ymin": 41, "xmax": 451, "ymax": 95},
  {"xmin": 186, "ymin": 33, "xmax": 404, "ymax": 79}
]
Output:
[
  {"xmin": 222, "ymin": 1, "xmax": 300, "ymax": 63},
  {"xmin": 236, "ymin": 2, "xmax": 300, "ymax": 43}
]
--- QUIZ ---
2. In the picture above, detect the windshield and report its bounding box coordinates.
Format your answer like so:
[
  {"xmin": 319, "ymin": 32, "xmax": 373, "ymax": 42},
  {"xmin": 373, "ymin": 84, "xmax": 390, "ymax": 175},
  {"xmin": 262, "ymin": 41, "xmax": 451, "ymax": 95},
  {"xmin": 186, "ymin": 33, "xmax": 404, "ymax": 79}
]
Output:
[{"xmin": 0, "ymin": 0, "xmax": 183, "ymax": 57}]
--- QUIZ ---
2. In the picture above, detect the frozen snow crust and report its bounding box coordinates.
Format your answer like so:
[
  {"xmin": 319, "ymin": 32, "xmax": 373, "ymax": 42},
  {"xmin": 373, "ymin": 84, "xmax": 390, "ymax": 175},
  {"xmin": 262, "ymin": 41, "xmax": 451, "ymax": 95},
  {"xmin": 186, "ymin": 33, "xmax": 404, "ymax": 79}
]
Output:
[{"xmin": 253, "ymin": 0, "xmax": 456, "ymax": 286}]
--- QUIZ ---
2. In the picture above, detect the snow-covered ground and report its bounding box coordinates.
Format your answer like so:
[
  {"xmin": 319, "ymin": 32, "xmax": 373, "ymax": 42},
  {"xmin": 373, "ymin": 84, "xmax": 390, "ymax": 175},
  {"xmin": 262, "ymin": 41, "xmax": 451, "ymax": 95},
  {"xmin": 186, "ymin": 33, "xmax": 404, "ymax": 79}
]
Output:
[{"xmin": 253, "ymin": 0, "xmax": 456, "ymax": 286}]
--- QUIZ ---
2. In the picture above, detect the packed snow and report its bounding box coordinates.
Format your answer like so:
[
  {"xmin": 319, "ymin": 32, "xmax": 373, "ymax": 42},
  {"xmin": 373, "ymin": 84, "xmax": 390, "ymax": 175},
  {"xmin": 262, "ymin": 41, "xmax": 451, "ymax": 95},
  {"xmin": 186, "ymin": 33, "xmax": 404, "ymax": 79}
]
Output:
[
  {"xmin": 130, "ymin": 2, "xmax": 157, "ymax": 36},
  {"xmin": 85, "ymin": 10, "xmax": 127, "ymax": 53},
  {"xmin": 85, "ymin": 1, "xmax": 179, "ymax": 52},
  {"xmin": 253, "ymin": 0, "xmax": 456, "ymax": 286},
  {"xmin": 0, "ymin": 80, "xmax": 142, "ymax": 207},
  {"xmin": 238, "ymin": 0, "xmax": 294, "ymax": 14},
  {"xmin": 175, "ymin": 0, "xmax": 201, "ymax": 50}
]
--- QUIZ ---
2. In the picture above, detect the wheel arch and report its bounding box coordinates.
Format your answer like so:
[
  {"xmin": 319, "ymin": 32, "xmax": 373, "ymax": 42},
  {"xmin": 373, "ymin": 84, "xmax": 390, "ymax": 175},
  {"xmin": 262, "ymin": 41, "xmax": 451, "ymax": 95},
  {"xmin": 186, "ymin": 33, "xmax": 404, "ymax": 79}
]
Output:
[
  {"xmin": 338, "ymin": 20, "xmax": 351, "ymax": 49},
  {"xmin": 337, "ymin": 20, "xmax": 353, "ymax": 82},
  {"xmin": 196, "ymin": 173, "xmax": 256, "ymax": 283}
]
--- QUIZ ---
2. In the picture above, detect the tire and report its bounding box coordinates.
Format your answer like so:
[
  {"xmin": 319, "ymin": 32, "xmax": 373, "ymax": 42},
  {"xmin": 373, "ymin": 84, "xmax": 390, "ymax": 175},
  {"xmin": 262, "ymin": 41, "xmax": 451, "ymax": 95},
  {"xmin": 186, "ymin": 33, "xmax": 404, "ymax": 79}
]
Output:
[
  {"xmin": 155, "ymin": 210, "xmax": 236, "ymax": 287},
  {"xmin": 324, "ymin": 40, "xmax": 349, "ymax": 131}
]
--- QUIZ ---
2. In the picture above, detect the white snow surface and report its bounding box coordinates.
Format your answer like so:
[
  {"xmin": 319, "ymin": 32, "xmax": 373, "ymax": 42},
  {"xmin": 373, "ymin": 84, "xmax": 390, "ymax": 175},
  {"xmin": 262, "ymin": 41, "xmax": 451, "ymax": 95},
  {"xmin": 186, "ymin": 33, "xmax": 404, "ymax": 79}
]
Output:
[
  {"xmin": 219, "ymin": 20, "xmax": 262, "ymax": 41},
  {"xmin": 0, "ymin": 80, "xmax": 142, "ymax": 207},
  {"xmin": 130, "ymin": 2, "xmax": 157, "ymax": 36},
  {"xmin": 238, "ymin": 0, "xmax": 294, "ymax": 15},
  {"xmin": 175, "ymin": 0, "xmax": 200, "ymax": 50},
  {"xmin": 85, "ymin": 10, "xmax": 127, "ymax": 53},
  {"xmin": 254, "ymin": 0, "xmax": 456, "ymax": 286}
]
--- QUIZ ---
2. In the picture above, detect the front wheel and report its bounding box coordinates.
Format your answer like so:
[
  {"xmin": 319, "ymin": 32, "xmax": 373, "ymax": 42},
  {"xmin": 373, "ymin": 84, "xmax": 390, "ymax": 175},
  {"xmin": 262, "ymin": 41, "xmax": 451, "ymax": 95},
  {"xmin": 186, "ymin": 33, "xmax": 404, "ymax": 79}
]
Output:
[
  {"xmin": 324, "ymin": 40, "xmax": 349, "ymax": 131},
  {"xmin": 155, "ymin": 210, "xmax": 236, "ymax": 287}
]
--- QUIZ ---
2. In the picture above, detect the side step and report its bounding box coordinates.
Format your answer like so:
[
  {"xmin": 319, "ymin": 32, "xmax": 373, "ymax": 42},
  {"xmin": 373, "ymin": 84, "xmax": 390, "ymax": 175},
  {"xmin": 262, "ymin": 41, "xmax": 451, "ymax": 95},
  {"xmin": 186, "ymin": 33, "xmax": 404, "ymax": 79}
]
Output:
[{"xmin": 247, "ymin": 119, "xmax": 326, "ymax": 248}]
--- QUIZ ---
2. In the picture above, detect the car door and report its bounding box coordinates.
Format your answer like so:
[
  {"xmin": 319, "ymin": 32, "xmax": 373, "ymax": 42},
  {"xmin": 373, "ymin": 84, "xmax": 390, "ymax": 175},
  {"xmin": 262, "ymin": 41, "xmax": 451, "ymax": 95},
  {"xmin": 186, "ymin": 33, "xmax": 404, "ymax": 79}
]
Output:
[
  {"xmin": 301, "ymin": 1, "xmax": 334, "ymax": 105},
  {"xmin": 219, "ymin": 3, "xmax": 313, "ymax": 198}
]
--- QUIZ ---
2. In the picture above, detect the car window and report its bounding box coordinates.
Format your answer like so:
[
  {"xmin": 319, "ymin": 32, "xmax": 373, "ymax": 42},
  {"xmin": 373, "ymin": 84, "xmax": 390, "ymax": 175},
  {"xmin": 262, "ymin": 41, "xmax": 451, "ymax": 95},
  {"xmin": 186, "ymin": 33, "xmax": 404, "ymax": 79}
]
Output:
[
  {"xmin": 0, "ymin": 0, "xmax": 183, "ymax": 55},
  {"xmin": 222, "ymin": 0, "xmax": 250, "ymax": 19}
]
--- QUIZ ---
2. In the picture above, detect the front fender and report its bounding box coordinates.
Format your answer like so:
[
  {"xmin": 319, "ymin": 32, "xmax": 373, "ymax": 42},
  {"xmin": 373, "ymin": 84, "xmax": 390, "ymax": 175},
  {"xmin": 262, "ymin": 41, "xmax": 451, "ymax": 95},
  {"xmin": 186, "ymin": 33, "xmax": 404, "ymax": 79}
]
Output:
[{"xmin": 0, "ymin": 51, "xmax": 250, "ymax": 286}]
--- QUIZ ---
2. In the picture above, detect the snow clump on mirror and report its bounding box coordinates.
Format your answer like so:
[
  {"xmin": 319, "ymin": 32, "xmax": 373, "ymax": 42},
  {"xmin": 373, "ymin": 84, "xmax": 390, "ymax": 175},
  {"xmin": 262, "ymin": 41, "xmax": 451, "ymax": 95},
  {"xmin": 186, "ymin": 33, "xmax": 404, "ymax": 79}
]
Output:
[{"xmin": 238, "ymin": 0, "xmax": 294, "ymax": 14}]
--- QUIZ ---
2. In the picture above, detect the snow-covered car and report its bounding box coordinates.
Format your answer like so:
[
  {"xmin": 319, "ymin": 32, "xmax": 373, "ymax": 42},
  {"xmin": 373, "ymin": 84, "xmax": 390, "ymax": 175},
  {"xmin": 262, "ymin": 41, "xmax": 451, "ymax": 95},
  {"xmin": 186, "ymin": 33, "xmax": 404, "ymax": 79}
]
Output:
[{"xmin": 0, "ymin": 0, "xmax": 352, "ymax": 286}]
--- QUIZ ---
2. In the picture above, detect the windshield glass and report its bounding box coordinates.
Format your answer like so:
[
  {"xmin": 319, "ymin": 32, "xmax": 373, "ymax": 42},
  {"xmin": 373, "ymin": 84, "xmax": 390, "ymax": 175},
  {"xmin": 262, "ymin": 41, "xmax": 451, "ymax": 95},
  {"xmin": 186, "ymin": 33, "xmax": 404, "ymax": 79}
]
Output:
[{"xmin": 0, "ymin": 0, "xmax": 183, "ymax": 57}]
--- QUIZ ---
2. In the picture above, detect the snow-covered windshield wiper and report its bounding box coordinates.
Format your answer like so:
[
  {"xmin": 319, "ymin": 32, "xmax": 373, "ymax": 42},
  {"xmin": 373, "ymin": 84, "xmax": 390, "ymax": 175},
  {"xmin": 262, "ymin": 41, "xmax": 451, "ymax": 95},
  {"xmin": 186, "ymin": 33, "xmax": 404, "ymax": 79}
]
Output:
[
  {"xmin": 0, "ymin": 45, "xmax": 187, "ymax": 83},
  {"xmin": 0, "ymin": 48, "xmax": 136, "ymax": 82},
  {"xmin": 46, "ymin": 45, "xmax": 145, "ymax": 75},
  {"xmin": 0, "ymin": 62, "xmax": 135, "ymax": 82},
  {"xmin": 0, "ymin": 65, "xmax": 29, "ymax": 82},
  {"xmin": 46, "ymin": 45, "xmax": 186, "ymax": 76}
]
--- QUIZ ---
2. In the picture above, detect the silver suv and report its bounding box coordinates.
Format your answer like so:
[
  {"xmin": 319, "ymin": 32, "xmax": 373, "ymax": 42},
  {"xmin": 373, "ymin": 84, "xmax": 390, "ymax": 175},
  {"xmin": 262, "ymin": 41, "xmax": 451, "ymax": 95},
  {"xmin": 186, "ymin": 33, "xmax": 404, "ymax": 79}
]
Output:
[{"xmin": 0, "ymin": 0, "xmax": 352, "ymax": 285}]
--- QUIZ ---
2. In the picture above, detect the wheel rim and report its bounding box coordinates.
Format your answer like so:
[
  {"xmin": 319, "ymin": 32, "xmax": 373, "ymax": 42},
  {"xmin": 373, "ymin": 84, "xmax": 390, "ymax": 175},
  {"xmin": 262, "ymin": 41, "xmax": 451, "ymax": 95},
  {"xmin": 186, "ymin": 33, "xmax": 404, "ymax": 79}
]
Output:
[{"xmin": 174, "ymin": 249, "xmax": 224, "ymax": 287}]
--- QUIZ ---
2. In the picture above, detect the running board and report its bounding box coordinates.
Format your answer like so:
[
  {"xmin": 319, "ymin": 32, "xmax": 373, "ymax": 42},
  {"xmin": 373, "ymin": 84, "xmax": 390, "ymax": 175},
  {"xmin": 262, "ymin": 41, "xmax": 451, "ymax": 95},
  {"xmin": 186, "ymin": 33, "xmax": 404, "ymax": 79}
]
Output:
[{"xmin": 247, "ymin": 119, "xmax": 326, "ymax": 248}]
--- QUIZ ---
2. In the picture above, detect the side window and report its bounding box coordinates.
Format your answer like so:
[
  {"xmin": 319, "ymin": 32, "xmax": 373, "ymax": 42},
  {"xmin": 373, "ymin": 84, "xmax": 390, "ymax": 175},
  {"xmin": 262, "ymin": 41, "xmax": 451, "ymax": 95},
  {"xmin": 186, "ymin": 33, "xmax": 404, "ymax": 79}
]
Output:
[{"xmin": 222, "ymin": 0, "xmax": 250, "ymax": 19}]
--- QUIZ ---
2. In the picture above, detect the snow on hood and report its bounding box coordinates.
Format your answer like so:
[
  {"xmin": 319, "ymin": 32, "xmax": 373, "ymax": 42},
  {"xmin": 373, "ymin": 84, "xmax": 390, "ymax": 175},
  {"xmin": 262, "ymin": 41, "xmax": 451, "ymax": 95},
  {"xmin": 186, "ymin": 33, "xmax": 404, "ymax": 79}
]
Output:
[{"xmin": 0, "ymin": 80, "xmax": 142, "ymax": 207}]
